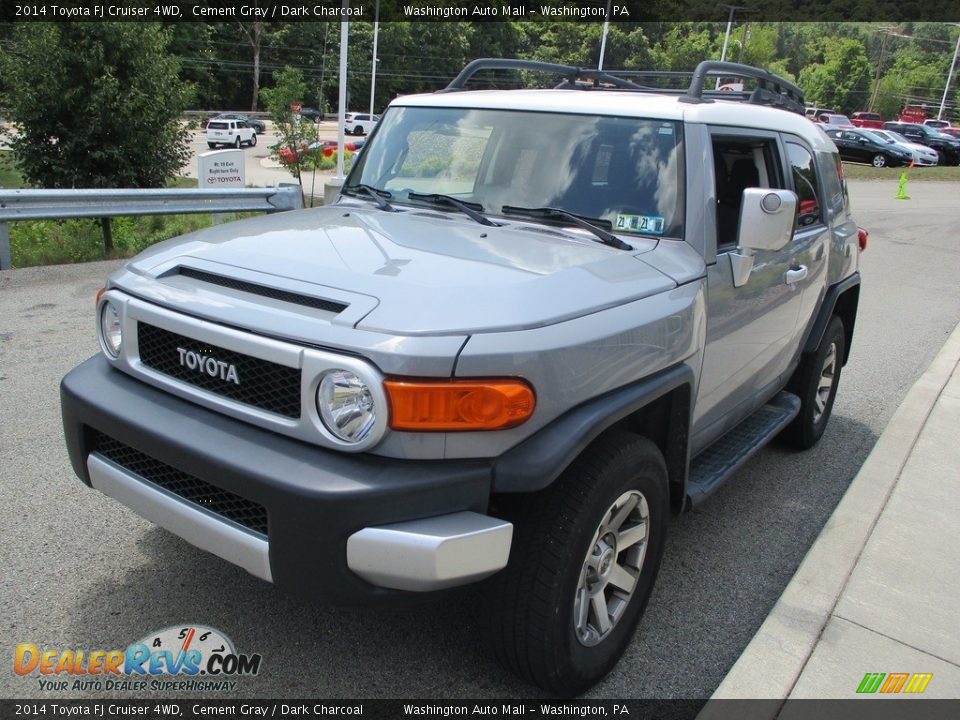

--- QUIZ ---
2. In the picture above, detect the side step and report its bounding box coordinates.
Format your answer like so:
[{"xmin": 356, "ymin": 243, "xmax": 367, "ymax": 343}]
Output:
[{"xmin": 686, "ymin": 391, "xmax": 801, "ymax": 507}]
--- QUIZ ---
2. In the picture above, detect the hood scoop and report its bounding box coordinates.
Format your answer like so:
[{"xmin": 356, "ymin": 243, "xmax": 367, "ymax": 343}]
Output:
[{"xmin": 176, "ymin": 266, "xmax": 349, "ymax": 314}]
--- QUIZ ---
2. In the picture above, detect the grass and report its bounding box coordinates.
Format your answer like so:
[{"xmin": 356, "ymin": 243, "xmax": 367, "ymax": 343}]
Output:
[
  {"xmin": 841, "ymin": 163, "xmax": 960, "ymax": 181},
  {"xmin": 0, "ymin": 151, "xmax": 252, "ymax": 268}
]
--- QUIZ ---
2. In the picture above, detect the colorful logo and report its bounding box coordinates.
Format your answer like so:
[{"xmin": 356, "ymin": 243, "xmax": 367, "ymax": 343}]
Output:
[
  {"xmin": 856, "ymin": 672, "xmax": 933, "ymax": 694},
  {"xmin": 14, "ymin": 625, "xmax": 262, "ymax": 692}
]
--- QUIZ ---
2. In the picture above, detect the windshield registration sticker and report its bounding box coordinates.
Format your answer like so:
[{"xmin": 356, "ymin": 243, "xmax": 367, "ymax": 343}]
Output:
[{"xmin": 615, "ymin": 214, "xmax": 665, "ymax": 235}]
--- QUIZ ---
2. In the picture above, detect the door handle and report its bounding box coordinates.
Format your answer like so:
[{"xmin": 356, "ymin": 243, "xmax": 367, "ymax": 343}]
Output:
[{"xmin": 785, "ymin": 265, "xmax": 808, "ymax": 284}]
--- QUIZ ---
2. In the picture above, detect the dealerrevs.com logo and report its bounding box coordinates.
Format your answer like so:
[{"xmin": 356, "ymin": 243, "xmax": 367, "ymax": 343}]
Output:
[{"xmin": 14, "ymin": 625, "xmax": 262, "ymax": 692}]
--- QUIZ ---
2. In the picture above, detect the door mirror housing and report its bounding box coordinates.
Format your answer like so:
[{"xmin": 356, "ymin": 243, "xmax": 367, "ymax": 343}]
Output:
[
  {"xmin": 730, "ymin": 189, "xmax": 798, "ymax": 287},
  {"xmin": 737, "ymin": 188, "xmax": 797, "ymax": 253}
]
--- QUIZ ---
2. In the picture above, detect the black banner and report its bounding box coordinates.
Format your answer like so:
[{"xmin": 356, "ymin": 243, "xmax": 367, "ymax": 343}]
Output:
[
  {"xmin": 2, "ymin": 0, "xmax": 960, "ymax": 23},
  {"xmin": 3, "ymin": 700, "xmax": 960, "ymax": 720}
]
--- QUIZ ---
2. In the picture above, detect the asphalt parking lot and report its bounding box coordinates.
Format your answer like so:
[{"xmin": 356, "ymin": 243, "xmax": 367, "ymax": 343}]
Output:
[{"xmin": 1, "ymin": 180, "xmax": 958, "ymax": 700}]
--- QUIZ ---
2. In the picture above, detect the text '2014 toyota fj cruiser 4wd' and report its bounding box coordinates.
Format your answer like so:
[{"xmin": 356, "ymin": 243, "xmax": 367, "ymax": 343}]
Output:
[{"xmin": 61, "ymin": 59, "xmax": 865, "ymax": 694}]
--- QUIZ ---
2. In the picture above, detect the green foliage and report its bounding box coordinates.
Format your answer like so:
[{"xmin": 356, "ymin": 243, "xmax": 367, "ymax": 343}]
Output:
[
  {"xmin": 260, "ymin": 66, "xmax": 321, "ymax": 200},
  {"xmin": 0, "ymin": 23, "xmax": 193, "ymax": 191},
  {"xmin": 8, "ymin": 212, "xmax": 249, "ymax": 268},
  {"xmin": 798, "ymin": 38, "xmax": 872, "ymax": 113}
]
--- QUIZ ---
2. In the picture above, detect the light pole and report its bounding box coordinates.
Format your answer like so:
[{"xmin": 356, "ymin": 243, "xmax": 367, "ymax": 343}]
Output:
[
  {"xmin": 716, "ymin": 5, "xmax": 750, "ymax": 88},
  {"xmin": 598, "ymin": 0, "xmax": 612, "ymax": 70},
  {"xmin": 937, "ymin": 24, "xmax": 960, "ymax": 121}
]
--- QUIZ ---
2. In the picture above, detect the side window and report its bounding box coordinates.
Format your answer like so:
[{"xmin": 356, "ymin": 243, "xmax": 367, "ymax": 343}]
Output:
[
  {"xmin": 785, "ymin": 142, "xmax": 822, "ymax": 228},
  {"xmin": 711, "ymin": 136, "xmax": 782, "ymax": 250}
]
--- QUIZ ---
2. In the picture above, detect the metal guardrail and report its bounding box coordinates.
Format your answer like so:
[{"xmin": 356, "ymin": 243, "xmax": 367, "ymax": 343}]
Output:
[{"xmin": 0, "ymin": 185, "xmax": 303, "ymax": 270}]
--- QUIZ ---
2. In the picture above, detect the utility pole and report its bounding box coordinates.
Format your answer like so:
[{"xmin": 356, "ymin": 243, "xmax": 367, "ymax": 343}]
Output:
[
  {"xmin": 334, "ymin": 5, "xmax": 349, "ymax": 182},
  {"xmin": 937, "ymin": 25, "xmax": 960, "ymax": 120},
  {"xmin": 868, "ymin": 27, "xmax": 895, "ymax": 112},
  {"xmin": 369, "ymin": 0, "xmax": 379, "ymax": 117}
]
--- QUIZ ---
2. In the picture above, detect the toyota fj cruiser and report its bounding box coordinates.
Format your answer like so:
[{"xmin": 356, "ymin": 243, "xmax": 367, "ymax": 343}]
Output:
[{"xmin": 61, "ymin": 59, "xmax": 864, "ymax": 694}]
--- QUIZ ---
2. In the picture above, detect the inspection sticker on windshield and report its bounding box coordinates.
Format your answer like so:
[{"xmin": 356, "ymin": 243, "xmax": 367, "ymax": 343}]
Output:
[{"xmin": 615, "ymin": 214, "xmax": 665, "ymax": 235}]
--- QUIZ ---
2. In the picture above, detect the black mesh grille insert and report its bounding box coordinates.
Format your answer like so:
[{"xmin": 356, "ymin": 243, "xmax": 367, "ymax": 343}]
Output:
[
  {"xmin": 178, "ymin": 267, "xmax": 348, "ymax": 314},
  {"xmin": 137, "ymin": 323, "xmax": 301, "ymax": 419},
  {"xmin": 91, "ymin": 432, "xmax": 268, "ymax": 536}
]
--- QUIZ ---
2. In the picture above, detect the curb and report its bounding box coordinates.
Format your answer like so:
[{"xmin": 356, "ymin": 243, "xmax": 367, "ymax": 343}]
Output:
[{"xmin": 702, "ymin": 320, "xmax": 960, "ymax": 711}]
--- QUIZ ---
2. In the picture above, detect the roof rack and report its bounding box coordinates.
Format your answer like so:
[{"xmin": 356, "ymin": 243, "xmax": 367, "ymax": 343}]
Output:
[{"xmin": 440, "ymin": 58, "xmax": 806, "ymax": 116}]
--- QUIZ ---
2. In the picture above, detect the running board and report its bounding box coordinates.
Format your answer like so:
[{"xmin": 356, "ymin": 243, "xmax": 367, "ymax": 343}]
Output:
[{"xmin": 686, "ymin": 391, "xmax": 801, "ymax": 506}]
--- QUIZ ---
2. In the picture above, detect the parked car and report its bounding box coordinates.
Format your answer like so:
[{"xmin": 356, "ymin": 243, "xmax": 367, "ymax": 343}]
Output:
[
  {"xmin": 923, "ymin": 119, "xmax": 960, "ymax": 138},
  {"xmin": 883, "ymin": 121, "xmax": 960, "ymax": 165},
  {"xmin": 61, "ymin": 58, "xmax": 864, "ymax": 696},
  {"xmin": 208, "ymin": 113, "xmax": 266, "ymax": 134},
  {"xmin": 343, "ymin": 112, "xmax": 380, "ymax": 135},
  {"xmin": 817, "ymin": 113, "xmax": 855, "ymax": 128},
  {"xmin": 823, "ymin": 127, "xmax": 913, "ymax": 168},
  {"xmin": 298, "ymin": 107, "xmax": 324, "ymax": 123},
  {"xmin": 850, "ymin": 111, "xmax": 884, "ymax": 129},
  {"xmin": 206, "ymin": 119, "xmax": 257, "ymax": 149},
  {"xmin": 865, "ymin": 129, "xmax": 939, "ymax": 166},
  {"xmin": 805, "ymin": 106, "xmax": 836, "ymax": 120}
]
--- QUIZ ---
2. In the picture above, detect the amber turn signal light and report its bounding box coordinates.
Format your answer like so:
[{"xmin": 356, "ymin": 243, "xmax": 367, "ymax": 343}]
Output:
[
  {"xmin": 96, "ymin": 287, "xmax": 106, "ymax": 304},
  {"xmin": 384, "ymin": 378, "xmax": 535, "ymax": 431}
]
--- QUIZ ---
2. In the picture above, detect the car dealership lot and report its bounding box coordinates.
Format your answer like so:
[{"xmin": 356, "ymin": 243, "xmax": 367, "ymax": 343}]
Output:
[{"xmin": 1, "ymin": 181, "xmax": 958, "ymax": 700}]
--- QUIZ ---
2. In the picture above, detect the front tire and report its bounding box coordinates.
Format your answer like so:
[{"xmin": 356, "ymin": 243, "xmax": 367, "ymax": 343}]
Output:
[
  {"xmin": 234, "ymin": 136, "xmax": 241, "ymax": 149},
  {"xmin": 782, "ymin": 316, "xmax": 845, "ymax": 449},
  {"xmin": 483, "ymin": 432, "xmax": 668, "ymax": 695},
  {"xmin": 207, "ymin": 142, "xmax": 216, "ymax": 149}
]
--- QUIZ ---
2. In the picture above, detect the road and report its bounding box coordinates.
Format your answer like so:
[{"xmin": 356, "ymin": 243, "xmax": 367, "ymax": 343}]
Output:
[{"xmin": 1, "ymin": 180, "xmax": 958, "ymax": 700}]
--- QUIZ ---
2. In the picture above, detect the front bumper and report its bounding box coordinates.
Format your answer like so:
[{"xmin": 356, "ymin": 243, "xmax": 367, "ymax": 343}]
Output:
[{"xmin": 61, "ymin": 356, "xmax": 511, "ymax": 604}]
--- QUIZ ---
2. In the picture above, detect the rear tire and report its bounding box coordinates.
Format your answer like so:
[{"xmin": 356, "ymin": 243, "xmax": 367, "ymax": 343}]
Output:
[
  {"xmin": 482, "ymin": 432, "xmax": 668, "ymax": 695},
  {"xmin": 207, "ymin": 143, "xmax": 216, "ymax": 149},
  {"xmin": 248, "ymin": 134, "xmax": 257, "ymax": 147},
  {"xmin": 872, "ymin": 154, "xmax": 887, "ymax": 168},
  {"xmin": 782, "ymin": 316, "xmax": 845, "ymax": 449},
  {"xmin": 354, "ymin": 125, "xmax": 364, "ymax": 136}
]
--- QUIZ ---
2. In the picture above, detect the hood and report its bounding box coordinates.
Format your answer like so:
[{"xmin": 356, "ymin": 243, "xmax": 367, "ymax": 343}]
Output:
[{"xmin": 126, "ymin": 204, "xmax": 678, "ymax": 335}]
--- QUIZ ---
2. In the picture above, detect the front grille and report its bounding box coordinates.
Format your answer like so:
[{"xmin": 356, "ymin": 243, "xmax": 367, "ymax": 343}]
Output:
[
  {"xmin": 91, "ymin": 432, "xmax": 268, "ymax": 536},
  {"xmin": 177, "ymin": 267, "xmax": 348, "ymax": 314},
  {"xmin": 137, "ymin": 322, "xmax": 301, "ymax": 419}
]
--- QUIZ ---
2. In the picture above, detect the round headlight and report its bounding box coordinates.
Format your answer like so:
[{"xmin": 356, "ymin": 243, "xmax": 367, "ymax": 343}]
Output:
[
  {"xmin": 99, "ymin": 301, "xmax": 123, "ymax": 358},
  {"xmin": 317, "ymin": 369, "xmax": 376, "ymax": 443}
]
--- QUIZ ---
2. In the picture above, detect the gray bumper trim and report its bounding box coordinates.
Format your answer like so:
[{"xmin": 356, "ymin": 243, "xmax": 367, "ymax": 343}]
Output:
[
  {"xmin": 87, "ymin": 454, "xmax": 273, "ymax": 583},
  {"xmin": 346, "ymin": 512, "xmax": 513, "ymax": 592}
]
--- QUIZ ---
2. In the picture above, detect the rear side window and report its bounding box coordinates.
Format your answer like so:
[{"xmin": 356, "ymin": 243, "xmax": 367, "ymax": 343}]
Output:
[{"xmin": 786, "ymin": 143, "xmax": 822, "ymax": 228}]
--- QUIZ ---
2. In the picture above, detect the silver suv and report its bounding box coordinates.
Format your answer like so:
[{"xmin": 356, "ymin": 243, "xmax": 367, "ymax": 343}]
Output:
[{"xmin": 61, "ymin": 59, "xmax": 863, "ymax": 694}]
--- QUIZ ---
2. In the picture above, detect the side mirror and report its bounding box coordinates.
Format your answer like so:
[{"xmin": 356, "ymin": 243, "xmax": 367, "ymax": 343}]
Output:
[{"xmin": 730, "ymin": 189, "xmax": 798, "ymax": 287}]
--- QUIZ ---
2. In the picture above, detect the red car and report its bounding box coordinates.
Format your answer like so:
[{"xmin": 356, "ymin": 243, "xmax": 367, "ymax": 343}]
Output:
[{"xmin": 850, "ymin": 111, "xmax": 884, "ymax": 129}]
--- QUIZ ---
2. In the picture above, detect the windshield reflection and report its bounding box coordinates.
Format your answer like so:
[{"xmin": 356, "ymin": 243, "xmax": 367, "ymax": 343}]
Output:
[{"xmin": 347, "ymin": 107, "xmax": 684, "ymax": 239}]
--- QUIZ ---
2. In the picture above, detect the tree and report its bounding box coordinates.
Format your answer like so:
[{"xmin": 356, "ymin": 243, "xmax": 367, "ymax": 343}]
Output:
[
  {"xmin": 798, "ymin": 38, "xmax": 872, "ymax": 113},
  {"xmin": 238, "ymin": 20, "xmax": 265, "ymax": 111},
  {"xmin": 260, "ymin": 66, "xmax": 321, "ymax": 205},
  {"xmin": 0, "ymin": 22, "xmax": 193, "ymax": 254}
]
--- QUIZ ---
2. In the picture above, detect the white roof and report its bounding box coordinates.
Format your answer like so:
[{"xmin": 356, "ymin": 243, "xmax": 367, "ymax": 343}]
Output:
[{"xmin": 394, "ymin": 89, "xmax": 835, "ymax": 153}]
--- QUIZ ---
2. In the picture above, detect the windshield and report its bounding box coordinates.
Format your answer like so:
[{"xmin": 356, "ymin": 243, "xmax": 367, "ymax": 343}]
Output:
[{"xmin": 347, "ymin": 107, "xmax": 685, "ymax": 239}]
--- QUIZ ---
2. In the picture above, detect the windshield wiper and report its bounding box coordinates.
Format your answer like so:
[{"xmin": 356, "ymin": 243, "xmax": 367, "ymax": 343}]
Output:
[
  {"xmin": 341, "ymin": 183, "xmax": 397, "ymax": 212},
  {"xmin": 406, "ymin": 192, "xmax": 499, "ymax": 227},
  {"xmin": 501, "ymin": 206, "xmax": 632, "ymax": 250}
]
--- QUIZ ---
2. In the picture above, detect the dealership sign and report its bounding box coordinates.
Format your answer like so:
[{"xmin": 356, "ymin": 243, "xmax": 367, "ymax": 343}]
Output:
[{"xmin": 198, "ymin": 150, "xmax": 246, "ymax": 189}]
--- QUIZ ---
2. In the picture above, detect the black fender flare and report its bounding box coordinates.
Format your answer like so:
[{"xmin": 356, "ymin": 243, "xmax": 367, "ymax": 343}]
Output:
[
  {"xmin": 802, "ymin": 272, "xmax": 861, "ymax": 364},
  {"xmin": 491, "ymin": 363, "xmax": 694, "ymax": 494}
]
